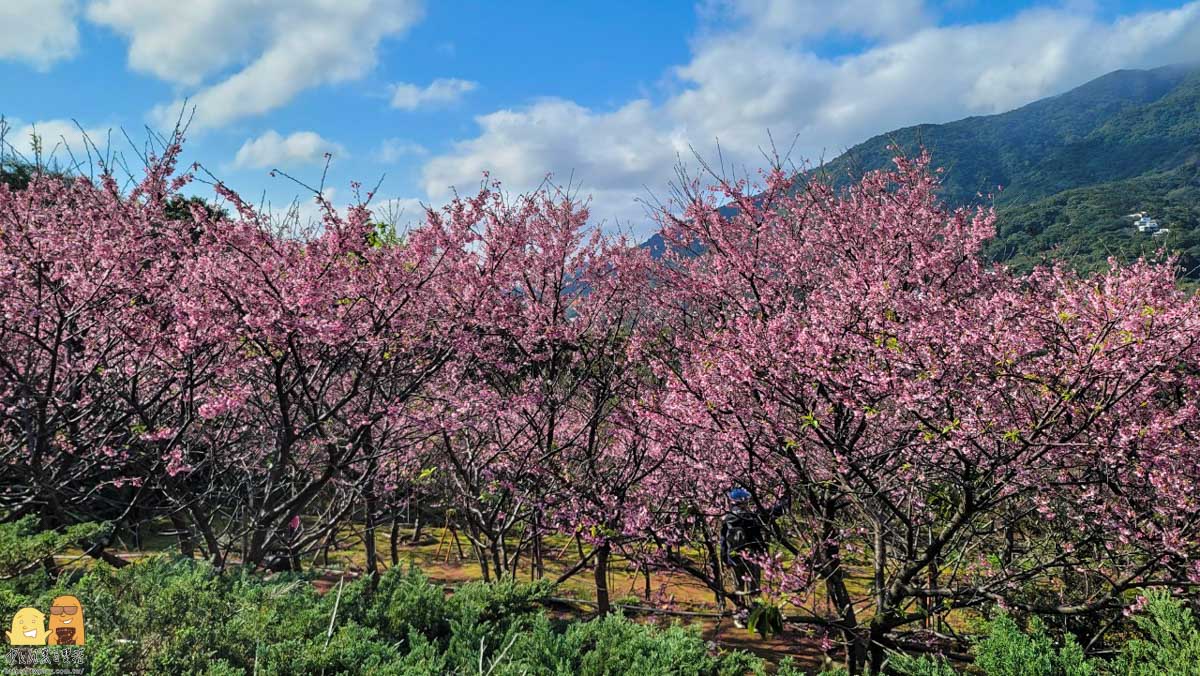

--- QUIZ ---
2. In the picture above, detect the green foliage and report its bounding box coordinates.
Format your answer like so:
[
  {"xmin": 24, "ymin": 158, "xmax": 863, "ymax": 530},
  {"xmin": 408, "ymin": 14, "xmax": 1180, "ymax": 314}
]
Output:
[
  {"xmin": 891, "ymin": 596, "xmax": 1200, "ymax": 676},
  {"xmin": 366, "ymin": 221, "xmax": 406, "ymax": 248},
  {"xmin": 885, "ymin": 651, "xmax": 959, "ymax": 675},
  {"xmin": 974, "ymin": 614, "xmax": 1097, "ymax": 676},
  {"xmin": 811, "ymin": 64, "xmax": 1200, "ymax": 280},
  {"xmin": 746, "ymin": 600, "xmax": 785, "ymax": 639},
  {"xmin": 254, "ymin": 623, "xmax": 405, "ymax": 676},
  {"xmin": 775, "ymin": 656, "xmax": 802, "ymax": 675},
  {"xmin": 164, "ymin": 194, "xmax": 228, "ymax": 223},
  {"xmin": 884, "ymin": 614, "xmax": 1098, "ymax": 676},
  {"xmin": 987, "ymin": 164, "xmax": 1200, "ymax": 280},
  {"xmin": 8, "ymin": 544, "xmax": 1198, "ymax": 674},
  {"xmin": 0, "ymin": 161, "xmax": 36, "ymax": 190},
  {"xmin": 0, "ymin": 557, "xmax": 763, "ymax": 674},
  {"xmin": 818, "ymin": 66, "xmax": 1197, "ymax": 203},
  {"xmin": 1111, "ymin": 592, "xmax": 1200, "ymax": 676},
  {"xmin": 343, "ymin": 565, "xmax": 449, "ymax": 642},
  {"xmin": 548, "ymin": 612, "xmax": 764, "ymax": 676},
  {"xmin": 0, "ymin": 516, "xmax": 106, "ymax": 579}
]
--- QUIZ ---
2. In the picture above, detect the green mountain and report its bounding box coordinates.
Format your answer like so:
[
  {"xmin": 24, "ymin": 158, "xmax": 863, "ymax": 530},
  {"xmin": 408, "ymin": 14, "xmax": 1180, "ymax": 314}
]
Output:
[{"xmin": 813, "ymin": 64, "xmax": 1200, "ymax": 278}]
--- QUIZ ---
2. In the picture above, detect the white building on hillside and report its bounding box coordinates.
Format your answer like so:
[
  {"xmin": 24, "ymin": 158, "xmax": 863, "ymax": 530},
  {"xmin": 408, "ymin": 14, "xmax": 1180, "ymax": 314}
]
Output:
[{"xmin": 1135, "ymin": 215, "xmax": 1160, "ymax": 233}]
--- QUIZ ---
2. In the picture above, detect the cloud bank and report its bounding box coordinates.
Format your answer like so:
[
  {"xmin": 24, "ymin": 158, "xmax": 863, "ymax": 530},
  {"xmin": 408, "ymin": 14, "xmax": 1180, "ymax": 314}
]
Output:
[{"xmin": 421, "ymin": 1, "xmax": 1200, "ymax": 228}]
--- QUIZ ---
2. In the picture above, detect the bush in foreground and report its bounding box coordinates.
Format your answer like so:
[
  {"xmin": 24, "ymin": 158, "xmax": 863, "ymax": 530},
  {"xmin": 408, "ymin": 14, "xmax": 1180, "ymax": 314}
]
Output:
[
  {"xmin": 0, "ymin": 557, "xmax": 762, "ymax": 675},
  {"xmin": 887, "ymin": 591, "xmax": 1200, "ymax": 676}
]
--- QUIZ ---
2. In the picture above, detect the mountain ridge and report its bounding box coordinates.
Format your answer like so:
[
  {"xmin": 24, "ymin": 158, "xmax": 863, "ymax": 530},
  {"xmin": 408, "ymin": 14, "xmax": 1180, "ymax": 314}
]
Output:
[{"xmin": 642, "ymin": 64, "xmax": 1200, "ymax": 279}]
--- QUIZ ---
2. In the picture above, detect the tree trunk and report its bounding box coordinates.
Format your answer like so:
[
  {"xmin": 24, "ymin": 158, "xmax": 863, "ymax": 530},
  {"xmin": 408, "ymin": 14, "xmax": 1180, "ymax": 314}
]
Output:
[
  {"xmin": 170, "ymin": 512, "xmax": 195, "ymax": 559},
  {"xmin": 925, "ymin": 528, "xmax": 940, "ymax": 631},
  {"xmin": 845, "ymin": 630, "xmax": 868, "ymax": 676},
  {"xmin": 469, "ymin": 532, "xmax": 491, "ymax": 582},
  {"xmin": 492, "ymin": 540, "xmax": 504, "ymax": 582},
  {"xmin": 453, "ymin": 525, "xmax": 466, "ymax": 560},
  {"xmin": 700, "ymin": 519, "xmax": 725, "ymax": 608},
  {"xmin": 478, "ymin": 546, "xmax": 491, "ymax": 582},
  {"xmin": 873, "ymin": 520, "xmax": 886, "ymax": 617},
  {"xmin": 532, "ymin": 518, "xmax": 545, "ymax": 580},
  {"xmin": 821, "ymin": 541, "xmax": 860, "ymax": 674},
  {"xmin": 364, "ymin": 493, "xmax": 380, "ymax": 585},
  {"xmin": 322, "ymin": 532, "xmax": 333, "ymax": 567},
  {"xmin": 390, "ymin": 515, "xmax": 401, "ymax": 566},
  {"xmin": 594, "ymin": 542, "xmax": 611, "ymax": 614},
  {"xmin": 867, "ymin": 622, "xmax": 889, "ymax": 675},
  {"xmin": 409, "ymin": 509, "xmax": 424, "ymax": 544},
  {"xmin": 189, "ymin": 505, "xmax": 224, "ymax": 568}
]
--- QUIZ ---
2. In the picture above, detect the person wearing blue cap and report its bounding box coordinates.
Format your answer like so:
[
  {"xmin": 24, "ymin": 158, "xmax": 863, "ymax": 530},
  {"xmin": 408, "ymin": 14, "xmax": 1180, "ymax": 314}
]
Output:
[{"xmin": 720, "ymin": 486, "xmax": 790, "ymax": 627}]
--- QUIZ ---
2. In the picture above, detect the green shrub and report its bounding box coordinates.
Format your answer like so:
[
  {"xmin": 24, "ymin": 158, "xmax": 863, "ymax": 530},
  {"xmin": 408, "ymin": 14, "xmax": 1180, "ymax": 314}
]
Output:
[
  {"xmin": 0, "ymin": 516, "xmax": 105, "ymax": 579},
  {"xmin": 23, "ymin": 554, "xmax": 1200, "ymax": 675},
  {"xmin": 973, "ymin": 614, "xmax": 1097, "ymax": 676},
  {"xmin": 886, "ymin": 651, "xmax": 958, "ymax": 675},
  {"xmin": 74, "ymin": 558, "xmax": 248, "ymax": 673},
  {"xmin": 0, "ymin": 556, "xmax": 765, "ymax": 675},
  {"xmin": 345, "ymin": 565, "xmax": 450, "ymax": 643},
  {"xmin": 882, "ymin": 614, "xmax": 1097, "ymax": 676},
  {"xmin": 255, "ymin": 623, "xmax": 405, "ymax": 676},
  {"xmin": 440, "ymin": 578, "xmax": 553, "ymax": 673},
  {"xmin": 550, "ymin": 612, "xmax": 763, "ymax": 676},
  {"xmin": 888, "ymin": 596, "xmax": 1200, "ymax": 676},
  {"xmin": 1111, "ymin": 591, "xmax": 1200, "ymax": 675}
]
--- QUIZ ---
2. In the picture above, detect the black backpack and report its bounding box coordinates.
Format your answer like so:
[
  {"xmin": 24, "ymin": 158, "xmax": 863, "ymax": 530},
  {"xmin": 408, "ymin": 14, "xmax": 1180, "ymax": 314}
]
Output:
[{"xmin": 723, "ymin": 509, "xmax": 764, "ymax": 553}]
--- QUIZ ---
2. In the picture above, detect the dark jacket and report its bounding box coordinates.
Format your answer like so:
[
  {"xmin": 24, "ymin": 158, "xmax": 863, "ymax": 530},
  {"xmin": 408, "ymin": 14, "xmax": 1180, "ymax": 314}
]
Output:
[{"xmin": 720, "ymin": 497, "xmax": 789, "ymax": 562}]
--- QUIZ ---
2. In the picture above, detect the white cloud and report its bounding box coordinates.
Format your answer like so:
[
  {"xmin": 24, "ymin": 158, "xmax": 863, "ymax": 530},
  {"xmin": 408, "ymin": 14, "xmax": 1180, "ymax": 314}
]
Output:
[
  {"xmin": 370, "ymin": 197, "xmax": 429, "ymax": 227},
  {"xmin": 375, "ymin": 138, "xmax": 428, "ymax": 162},
  {"xmin": 233, "ymin": 130, "xmax": 346, "ymax": 170},
  {"xmin": 2, "ymin": 119, "xmax": 113, "ymax": 166},
  {"xmin": 672, "ymin": 1, "xmax": 1200, "ymax": 155},
  {"xmin": 253, "ymin": 187, "xmax": 341, "ymax": 235},
  {"xmin": 85, "ymin": 0, "xmax": 253, "ymax": 86},
  {"xmin": 422, "ymin": 98, "xmax": 687, "ymax": 226},
  {"xmin": 0, "ymin": 0, "xmax": 80, "ymax": 69},
  {"xmin": 700, "ymin": 0, "xmax": 932, "ymax": 42},
  {"xmin": 389, "ymin": 78, "xmax": 477, "ymax": 111},
  {"xmin": 292, "ymin": 187, "xmax": 338, "ymax": 229},
  {"xmin": 419, "ymin": 1, "xmax": 1200, "ymax": 234},
  {"xmin": 86, "ymin": 0, "xmax": 424, "ymax": 130}
]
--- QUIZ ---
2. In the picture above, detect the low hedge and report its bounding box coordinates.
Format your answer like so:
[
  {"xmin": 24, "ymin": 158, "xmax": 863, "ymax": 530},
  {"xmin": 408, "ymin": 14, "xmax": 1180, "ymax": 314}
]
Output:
[{"xmin": 1, "ymin": 557, "xmax": 764, "ymax": 675}]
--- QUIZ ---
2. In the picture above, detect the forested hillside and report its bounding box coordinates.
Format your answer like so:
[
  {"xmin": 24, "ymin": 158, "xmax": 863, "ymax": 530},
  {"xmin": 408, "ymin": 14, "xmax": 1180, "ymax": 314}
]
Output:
[
  {"xmin": 811, "ymin": 64, "xmax": 1200, "ymax": 277},
  {"xmin": 988, "ymin": 163, "xmax": 1200, "ymax": 277}
]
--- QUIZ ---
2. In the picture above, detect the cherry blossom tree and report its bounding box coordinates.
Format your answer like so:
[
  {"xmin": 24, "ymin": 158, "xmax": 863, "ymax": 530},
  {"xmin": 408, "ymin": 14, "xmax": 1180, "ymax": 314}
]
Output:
[
  {"xmin": 5, "ymin": 132, "xmax": 1200, "ymax": 675},
  {"xmin": 405, "ymin": 184, "xmax": 670, "ymax": 614},
  {"xmin": 645, "ymin": 152, "xmax": 1200, "ymax": 673},
  {"xmin": 0, "ymin": 137, "xmax": 196, "ymax": 568},
  {"xmin": 164, "ymin": 182, "xmax": 468, "ymax": 571}
]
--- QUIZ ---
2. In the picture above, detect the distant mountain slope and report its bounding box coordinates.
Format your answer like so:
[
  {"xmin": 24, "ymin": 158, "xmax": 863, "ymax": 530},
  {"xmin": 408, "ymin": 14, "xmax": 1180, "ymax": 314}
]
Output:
[
  {"xmin": 987, "ymin": 162, "xmax": 1200, "ymax": 278},
  {"xmin": 643, "ymin": 65, "xmax": 1200, "ymax": 279},
  {"xmin": 809, "ymin": 64, "xmax": 1200, "ymax": 277},
  {"xmin": 815, "ymin": 64, "xmax": 1198, "ymax": 204}
]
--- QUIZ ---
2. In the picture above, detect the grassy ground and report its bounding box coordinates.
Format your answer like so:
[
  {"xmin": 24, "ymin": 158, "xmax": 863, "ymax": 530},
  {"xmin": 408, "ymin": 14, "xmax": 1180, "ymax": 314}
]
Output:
[
  {"xmin": 51, "ymin": 516, "xmax": 985, "ymax": 669},
  {"xmin": 57, "ymin": 519, "xmax": 836, "ymax": 669},
  {"xmin": 310, "ymin": 524, "xmax": 832, "ymax": 669}
]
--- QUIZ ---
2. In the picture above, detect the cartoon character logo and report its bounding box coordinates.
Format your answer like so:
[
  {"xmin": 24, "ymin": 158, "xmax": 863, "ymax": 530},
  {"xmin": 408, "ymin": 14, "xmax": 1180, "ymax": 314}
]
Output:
[
  {"xmin": 47, "ymin": 595, "xmax": 85, "ymax": 646},
  {"xmin": 5, "ymin": 607, "xmax": 46, "ymax": 645}
]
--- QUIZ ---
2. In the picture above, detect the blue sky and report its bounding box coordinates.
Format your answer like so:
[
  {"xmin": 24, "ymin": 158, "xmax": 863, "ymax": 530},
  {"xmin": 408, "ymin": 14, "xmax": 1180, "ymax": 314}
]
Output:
[{"xmin": 2, "ymin": 0, "xmax": 1199, "ymax": 235}]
